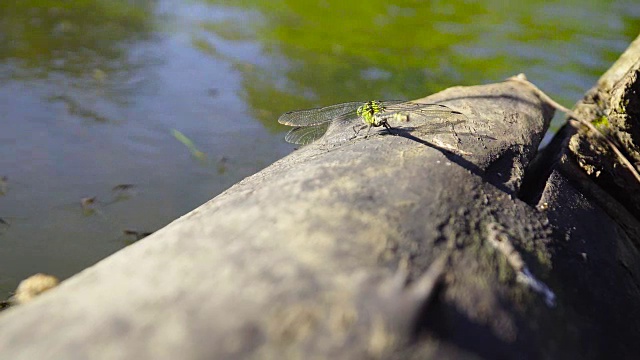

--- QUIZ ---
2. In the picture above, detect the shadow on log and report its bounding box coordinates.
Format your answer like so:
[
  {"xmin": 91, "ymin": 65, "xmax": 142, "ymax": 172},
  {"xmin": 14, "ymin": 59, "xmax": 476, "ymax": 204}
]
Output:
[{"xmin": 1, "ymin": 39, "xmax": 640, "ymax": 359}]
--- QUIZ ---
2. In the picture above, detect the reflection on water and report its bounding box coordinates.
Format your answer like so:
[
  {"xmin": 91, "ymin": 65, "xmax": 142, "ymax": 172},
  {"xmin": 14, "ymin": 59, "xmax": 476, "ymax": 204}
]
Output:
[
  {"xmin": 0, "ymin": 0, "xmax": 153, "ymax": 121},
  {"xmin": 199, "ymin": 0, "xmax": 639, "ymax": 124},
  {"xmin": 0, "ymin": 0, "xmax": 638, "ymax": 297},
  {"xmin": 0, "ymin": 0, "xmax": 292, "ymax": 298}
]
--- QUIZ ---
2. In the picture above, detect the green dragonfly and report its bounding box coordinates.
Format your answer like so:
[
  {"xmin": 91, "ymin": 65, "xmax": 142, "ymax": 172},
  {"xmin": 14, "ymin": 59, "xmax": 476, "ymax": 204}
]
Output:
[{"xmin": 278, "ymin": 100, "xmax": 465, "ymax": 145}]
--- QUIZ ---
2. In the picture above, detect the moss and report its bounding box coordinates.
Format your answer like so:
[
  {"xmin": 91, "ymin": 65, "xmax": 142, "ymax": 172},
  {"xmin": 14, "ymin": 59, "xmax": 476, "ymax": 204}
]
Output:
[
  {"xmin": 495, "ymin": 254, "xmax": 515, "ymax": 284},
  {"xmin": 591, "ymin": 115, "xmax": 610, "ymax": 129},
  {"xmin": 535, "ymin": 244, "xmax": 552, "ymax": 269}
]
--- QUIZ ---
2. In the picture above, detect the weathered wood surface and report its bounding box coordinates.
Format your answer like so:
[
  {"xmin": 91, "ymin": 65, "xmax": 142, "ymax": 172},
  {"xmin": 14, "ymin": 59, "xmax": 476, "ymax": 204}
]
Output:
[
  {"xmin": 1, "ymin": 37, "xmax": 640, "ymax": 358},
  {"xmin": 536, "ymin": 34, "xmax": 640, "ymax": 358},
  {"xmin": 569, "ymin": 35, "xmax": 640, "ymax": 218}
]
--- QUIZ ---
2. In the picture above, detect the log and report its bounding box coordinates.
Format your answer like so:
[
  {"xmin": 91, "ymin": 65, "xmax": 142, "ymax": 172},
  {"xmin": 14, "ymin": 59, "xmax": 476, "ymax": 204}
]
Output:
[
  {"xmin": 568, "ymin": 35, "xmax": 640, "ymax": 218},
  {"xmin": 1, "ymin": 37, "xmax": 639, "ymax": 358}
]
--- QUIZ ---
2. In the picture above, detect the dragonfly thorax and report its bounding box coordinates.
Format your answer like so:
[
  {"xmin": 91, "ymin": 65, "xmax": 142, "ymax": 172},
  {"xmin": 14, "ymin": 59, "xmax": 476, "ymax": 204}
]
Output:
[{"xmin": 357, "ymin": 100, "xmax": 387, "ymax": 127}]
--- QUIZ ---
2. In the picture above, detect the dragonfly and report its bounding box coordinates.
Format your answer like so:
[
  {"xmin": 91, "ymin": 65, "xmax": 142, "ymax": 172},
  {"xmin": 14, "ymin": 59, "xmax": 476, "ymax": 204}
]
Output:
[{"xmin": 278, "ymin": 100, "xmax": 465, "ymax": 145}]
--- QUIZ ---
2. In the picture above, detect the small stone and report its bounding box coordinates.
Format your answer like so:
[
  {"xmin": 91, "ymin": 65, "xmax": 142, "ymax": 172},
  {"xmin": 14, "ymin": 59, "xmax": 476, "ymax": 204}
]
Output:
[{"xmin": 12, "ymin": 273, "xmax": 60, "ymax": 305}]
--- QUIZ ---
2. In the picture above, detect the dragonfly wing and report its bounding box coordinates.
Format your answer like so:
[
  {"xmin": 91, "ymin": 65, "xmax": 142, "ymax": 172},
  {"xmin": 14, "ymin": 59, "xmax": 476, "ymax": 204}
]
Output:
[
  {"xmin": 278, "ymin": 102, "xmax": 363, "ymax": 127},
  {"xmin": 379, "ymin": 100, "xmax": 407, "ymax": 107},
  {"xmin": 382, "ymin": 103, "xmax": 468, "ymax": 121},
  {"xmin": 284, "ymin": 123, "xmax": 331, "ymax": 145},
  {"xmin": 328, "ymin": 109, "xmax": 361, "ymax": 127}
]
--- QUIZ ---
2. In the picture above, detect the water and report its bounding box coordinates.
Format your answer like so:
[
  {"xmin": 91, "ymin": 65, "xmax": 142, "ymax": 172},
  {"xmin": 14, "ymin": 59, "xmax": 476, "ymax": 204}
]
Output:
[{"xmin": 0, "ymin": 0, "xmax": 638, "ymax": 298}]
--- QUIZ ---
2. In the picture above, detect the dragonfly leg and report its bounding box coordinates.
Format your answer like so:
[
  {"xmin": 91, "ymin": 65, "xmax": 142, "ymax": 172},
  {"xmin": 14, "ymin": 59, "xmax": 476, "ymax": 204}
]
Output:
[
  {"xmin": 382, "ymin": 121, "xmax": 393, "ymax": 135},
  {"xmin": 350, "ymin": 124, "xmax": 367, "ymax": 140},
  {"xmin": 364, "ymin": 125, "xmax": 373, "ymax": 138}
]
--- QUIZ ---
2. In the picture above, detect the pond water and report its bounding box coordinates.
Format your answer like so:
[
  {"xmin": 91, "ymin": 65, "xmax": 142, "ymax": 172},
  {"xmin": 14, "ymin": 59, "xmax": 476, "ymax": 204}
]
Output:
[{"xmin": 0, "ymin": 0, "xmax": 638, "ymax": 298}]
